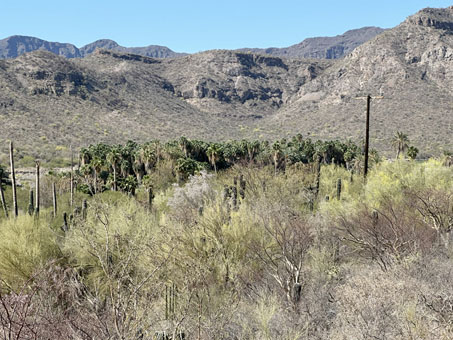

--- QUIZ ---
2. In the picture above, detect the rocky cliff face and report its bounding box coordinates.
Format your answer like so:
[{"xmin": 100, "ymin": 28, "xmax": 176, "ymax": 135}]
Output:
[{"xmin": 0, "ymin": 7, "xmax": 452, "ymax": 160}]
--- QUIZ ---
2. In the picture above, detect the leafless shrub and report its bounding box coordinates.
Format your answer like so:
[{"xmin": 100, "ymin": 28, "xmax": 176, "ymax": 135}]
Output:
[
  {"xmin": 405, "ymin": 187, "xmax": 453, "ymax": 249},
  {"xmin": 337, "ymin": 198, "xmax": 436, "ymax": 271},
  {"xmin": 167, "ymin": 170, "xmax": 215, "ymax": 225},
  {"xmin": 250, "ymin": 199, "xmax": 314, "ymax": 304}
]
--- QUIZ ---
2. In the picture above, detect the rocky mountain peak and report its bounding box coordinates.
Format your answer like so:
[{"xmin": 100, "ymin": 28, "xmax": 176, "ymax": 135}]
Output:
[
  {"xmin": 79, "ymin": 39, "xmax": 121, "ymax": 56},
  {"xmin": 405, "ymin": 7, "xmax": 453, "ymax": 30}
]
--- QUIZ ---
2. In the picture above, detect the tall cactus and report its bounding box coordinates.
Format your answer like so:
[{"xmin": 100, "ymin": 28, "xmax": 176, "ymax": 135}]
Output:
[
  {"xmin": 28, "ymin": 189, "xmax": 34, "ymax": 216},
  {"xmin": 82, "ymin": 199, "xmax": 88, "ymax": 219},
  {"xmin": 35, "ymin": 161, "xmax": 40, "ymax": 216},
  {"xmin": 9, "ymin": 142, "xmax": 18, "ymax": 217},
  {"xmin": 314, "ymin": 156, "xmax": 321, "ymax": 200},
  {"xmin": 239, "ymin": 174, "xmax": 246, "ymax": 200},
  {"xmin": 0, "ymin": 177, "xmax": 7, "ymax": 218},
  {"xmin": 70, "ymin": 146, "xmax": 74, "ymax": 207},
  {"xmin": 52, "ymin": 182, "xmax": 57, "ymax": 217},
  {"xmin": 148, "ymin": 187, "xmax": 154, "ymax": 211},
  {"xmin": 336, "ymin": 178, "xmax": 342, "ymax": 200}
]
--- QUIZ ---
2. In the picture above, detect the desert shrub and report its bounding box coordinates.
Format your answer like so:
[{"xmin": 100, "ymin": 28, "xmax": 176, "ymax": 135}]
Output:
[
  {"xmin": 167, "ymin": 170, "xmax": 215, "ymax": 224},
  {"xmin": 0, "ymin": 215, "xmax": 61, "ymax": 288},
  {"xmin": 337, "ymin": 198, "xmax": 436, "ymax": 271},
  {"xmin": 329, "ymin": 265, "xmax": 421, "ymax": 340},
  {"xmin": 62, "ymin": 196, "xmax": 166, "ymax": 339}
]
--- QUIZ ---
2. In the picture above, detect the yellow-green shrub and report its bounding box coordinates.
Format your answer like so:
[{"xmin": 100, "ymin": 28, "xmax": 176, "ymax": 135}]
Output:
[{"xmin": 0, "ymin": 215, "xmax": 61, "ymax": 288}]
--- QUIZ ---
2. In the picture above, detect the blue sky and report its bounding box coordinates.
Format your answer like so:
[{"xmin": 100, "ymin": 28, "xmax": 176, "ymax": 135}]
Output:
[{"xmin": 2, "ymin": 1, "xmax": 452, "ymax": 53}]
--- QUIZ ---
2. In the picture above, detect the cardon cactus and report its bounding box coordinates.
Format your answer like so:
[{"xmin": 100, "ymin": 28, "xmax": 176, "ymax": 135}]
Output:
[{"xmin": 336, "ymin": 178, "xmax": 342, "ymax": 200}]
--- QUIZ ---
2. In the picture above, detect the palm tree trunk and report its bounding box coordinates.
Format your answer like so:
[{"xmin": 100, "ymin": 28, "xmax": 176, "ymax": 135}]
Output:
[
  {"xmin": 113, "ymin": 166, "xmax": 117, "ymax": 191},
  {"xmin": 94, "ymin": 170, "xmax": 98, "ymax": 195},
  {"xmin": 10, "ymin": 142, "xmax": 18, "ymax": 217}
]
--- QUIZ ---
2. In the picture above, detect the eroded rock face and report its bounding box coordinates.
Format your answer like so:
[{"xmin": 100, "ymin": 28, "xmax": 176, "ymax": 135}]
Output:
[{"xmin": 158, "ymin": 50, "xmax": 330, "ymax": 112}]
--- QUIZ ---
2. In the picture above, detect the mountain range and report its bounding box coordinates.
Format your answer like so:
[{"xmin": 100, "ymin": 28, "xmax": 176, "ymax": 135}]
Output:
[
  {"xmin": 0, "ymin": 6, "xmax": 453, "ymax": 163},
  {"xmin": 0, "ymin": 36, "xmax": 186, "ymax": 59},
  {"xmin": 0, "ymin": 26, "xmax": 385, "ymax": 60}
]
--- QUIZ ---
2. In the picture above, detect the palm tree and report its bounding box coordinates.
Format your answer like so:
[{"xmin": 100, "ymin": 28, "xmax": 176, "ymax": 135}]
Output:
[
  {"xmin": 91, "ymin": 156, "xmax": 104, "ymax": 194},
  {"xmin": 272, "ymin": 141, "xmax": 282, "ymax": 176},
  {"xmin": 207, "ymin": 143, "xmax": 221, "ymax": 174},
  {"xmin": 107, "ymin": 146, "xmax": 122, "ymax": 191},
  {"xmin": 179, "ymin": 136, "xmax": 190, "ymax": 157},
  {"xmin": 391, "ymin": 131, "xmax": 410, "ymax": 159}
]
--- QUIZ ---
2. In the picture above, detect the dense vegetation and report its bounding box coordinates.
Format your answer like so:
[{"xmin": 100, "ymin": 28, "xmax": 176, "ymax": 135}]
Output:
[{"xmin": 0, "ymin": 135, "xmax": 452, "ymax": 340}]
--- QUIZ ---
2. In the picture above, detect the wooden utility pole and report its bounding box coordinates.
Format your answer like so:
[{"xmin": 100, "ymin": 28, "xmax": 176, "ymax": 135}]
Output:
[
  {"xmin": 9, "ymin": 142, "xmax": 18, "ymax": 217},
  {"xmin": 356, "ymin": 95, "xmax": 384, "ymax": 178},
  {"xmin": 364, "ymin": 95, "xmax": 371, "ymax": 178}
]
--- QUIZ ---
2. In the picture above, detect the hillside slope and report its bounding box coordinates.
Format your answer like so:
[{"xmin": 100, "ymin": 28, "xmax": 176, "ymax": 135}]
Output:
[{"xmin": 0, "ymin": 7, "xmax": 453, "ymax": 162}]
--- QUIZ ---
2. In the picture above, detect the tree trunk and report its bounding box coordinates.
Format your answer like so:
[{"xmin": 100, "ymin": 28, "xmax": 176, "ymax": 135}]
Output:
[
  {"xmin": 113, "ymin": 166, "xmax": 117, "ymax": 191},
  {"xmin": 94, "ymin": 170, "xmax": 97, "ymax": 195},
  {"xmin": 9, "ymin": 142, "xmax": 18, "ymax": 217}
]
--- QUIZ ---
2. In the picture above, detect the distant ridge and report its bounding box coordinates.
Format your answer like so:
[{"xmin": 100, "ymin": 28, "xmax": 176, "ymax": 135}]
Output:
[
  {"xmin": 238, "ymin": 27, "xmax": 386, "ymax": 59},
  {"xmin": 0, "ymin": 27, "xmax": 385, "ymax": 60},
  {"xmin": 0, "ymin": 36, "xmax": 186, "ymax": 59}
]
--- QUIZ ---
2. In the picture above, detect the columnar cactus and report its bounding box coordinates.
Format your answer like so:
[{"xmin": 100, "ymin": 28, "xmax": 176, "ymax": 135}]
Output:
[
  {"xmin": 82, "ymin": 199, "xmax": 88, "ymax": 219},
  {"xmin": 28, "ymin": 189, "xmax": 34, "ymax": 216},
  {"xmin": 231, "ymin": 186, "xmax": 237, "ymax": 210},
  {"xmin": 52, "ymin": 182, "xmax": 57, "ymax": 217},
  {"xmin": 239, "ymin": 175, "xmax": 246, "ymax": 200},
  {"xmin": 9, "ymin": 142, "xmax": 18, "ymax": 217},
  {"xmin": 314, "ymin": 156, "xmax": 321, "ymax": 200},
  {"xmin": 0, "ymin": 175, "xmax": 7, "ymax": 218},
  {"xmin": 336, "ymin": 178, "xmax": 342, "ymax": 200},
  {"xmin": 35, "ymin": 161, "xmax": 40, "ymax": 216},
  {"xmin": 62, "ymin": 212, "xmax": 68, "ymax": 232}
]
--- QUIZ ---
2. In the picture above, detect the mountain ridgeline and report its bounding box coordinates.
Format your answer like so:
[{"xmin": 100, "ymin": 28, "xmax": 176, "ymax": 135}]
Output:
[
  {"xmin": 0, "ymin": 7, "xmax": 453, "ymax": 162},
  {"xmin": 0, "ymin": 36, "xmax": 186, "ymax": 59},
  {"xmin": 0, "ymin": 26, "xmax": 385, "ymax": 60}
]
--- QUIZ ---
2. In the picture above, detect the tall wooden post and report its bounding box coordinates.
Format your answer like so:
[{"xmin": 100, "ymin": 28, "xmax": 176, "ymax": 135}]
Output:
[
  {"xmin": 9, "ymin": 142, "xmax": 18, "ymax": 217},
  {"xmin": 364, "ymin": 95, "xmax": 371, "ymax": 178},
  {"xmin": 35, "ymin": 161, "xmax": 40, "ymax": 216}
]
